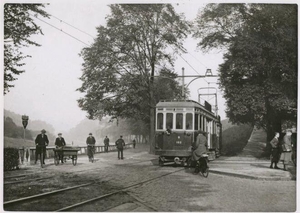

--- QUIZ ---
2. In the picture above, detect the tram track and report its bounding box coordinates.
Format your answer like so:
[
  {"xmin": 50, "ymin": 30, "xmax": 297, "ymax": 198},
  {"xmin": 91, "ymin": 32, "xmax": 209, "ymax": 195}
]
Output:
[
  {"xmin": 4, "ymin": 167, "xmax": 184, "ymax": 211},
  {"xmin": 4, "ymin": 176, "xmax": 55, "ymax": 185}
]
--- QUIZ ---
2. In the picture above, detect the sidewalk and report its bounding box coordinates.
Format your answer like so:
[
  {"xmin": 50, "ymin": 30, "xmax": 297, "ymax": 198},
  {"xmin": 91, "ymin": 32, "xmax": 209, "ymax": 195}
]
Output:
[{"xmin": 209, "ymin": 129, "xmax": 296, "ymax": 181}]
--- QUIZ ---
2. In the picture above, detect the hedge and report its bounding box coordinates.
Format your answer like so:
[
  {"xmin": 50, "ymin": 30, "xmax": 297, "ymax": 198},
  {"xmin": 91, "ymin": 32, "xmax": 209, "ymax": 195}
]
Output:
[{"xmin": 4, "ymin": 147, "xmax": 19, "ymax": 171}]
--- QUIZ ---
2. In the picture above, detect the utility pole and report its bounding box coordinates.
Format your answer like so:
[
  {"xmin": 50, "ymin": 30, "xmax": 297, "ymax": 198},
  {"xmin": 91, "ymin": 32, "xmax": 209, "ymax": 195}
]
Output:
[{"xmin": 182, "ymin": 67, "xmax": 185, "ymax": 100}]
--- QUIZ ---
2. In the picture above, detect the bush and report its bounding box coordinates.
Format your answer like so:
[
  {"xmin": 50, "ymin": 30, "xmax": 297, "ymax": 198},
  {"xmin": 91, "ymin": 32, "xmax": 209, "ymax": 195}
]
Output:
[
  {"xmin": 4, "ymin": 147, "xmax": 20, "ymax": 171},
  {"xmin": 221, "ymin": 124, "xmax": 253, "ymax": 156}
]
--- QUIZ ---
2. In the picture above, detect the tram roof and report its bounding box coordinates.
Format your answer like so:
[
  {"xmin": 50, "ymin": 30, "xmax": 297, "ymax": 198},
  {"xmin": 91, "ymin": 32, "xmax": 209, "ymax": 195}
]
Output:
[
  {"xmin": 156, "ymin": 100, "xmax": 201, "ymax": 107},
  {"xmin": 156, "ymin": 99, "xmax": 216, "ymax": 115}
]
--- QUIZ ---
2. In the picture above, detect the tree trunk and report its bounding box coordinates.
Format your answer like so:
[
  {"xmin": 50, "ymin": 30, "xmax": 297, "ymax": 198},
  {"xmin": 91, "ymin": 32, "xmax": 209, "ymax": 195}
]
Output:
[{"xmin": 149, "ymin": 90, "xmax": 155, "ymax": 154}]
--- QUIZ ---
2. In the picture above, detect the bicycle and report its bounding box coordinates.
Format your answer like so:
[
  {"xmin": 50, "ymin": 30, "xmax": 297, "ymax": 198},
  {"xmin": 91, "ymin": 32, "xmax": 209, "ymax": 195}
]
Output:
[
  {"xmin": 87, "ymin": 144, "xmax": 95, "ymax": 163},
  {"xmin": 195, "ymin": 154, "xmax": 209, "ymax": 178}
]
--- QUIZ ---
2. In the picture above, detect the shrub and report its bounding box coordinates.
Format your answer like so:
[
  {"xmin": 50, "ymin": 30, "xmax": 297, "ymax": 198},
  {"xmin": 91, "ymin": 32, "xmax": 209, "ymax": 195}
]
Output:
[
  {"xmin": 221, "ymin": 124, "xmax": 253, "ymax": 156},
  {"xmin": 4, "ymin": 147, "xmax": 20, "ymax": 171}
]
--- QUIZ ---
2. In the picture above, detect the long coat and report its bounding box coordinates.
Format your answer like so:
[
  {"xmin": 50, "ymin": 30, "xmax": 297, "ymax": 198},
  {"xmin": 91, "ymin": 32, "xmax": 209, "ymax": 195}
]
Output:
[
  {"xmin": 55, "ymin": 137, "xmax": 66, "ymax": 147},
  {"xmin": 35, "ymin": 134, "xmax": 49, "ymax": 146},
  {"xmin": 192, "ymin": 133, "xmax": 207, "ymax": 161},
  {"xmin": 281, "ymin": 134, "xmax": 292, "ymax": 165},
  {"xmin": 270, "ymin": 137, "xmax": 280, "ymax": 163},
  {"xmin": 86, "ymin": 136, "xmax": 96, "ymax": 145},
  {"xmin": 115, "ymin": 139, "xmax": 125, "ymax": 149}
]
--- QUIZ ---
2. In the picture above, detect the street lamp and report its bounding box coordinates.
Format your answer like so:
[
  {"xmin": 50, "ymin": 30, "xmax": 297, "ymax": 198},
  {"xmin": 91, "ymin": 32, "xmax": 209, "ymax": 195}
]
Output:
[{"xmin": 22, "ymin": 115, "xmax": 29, "ymax": 141}]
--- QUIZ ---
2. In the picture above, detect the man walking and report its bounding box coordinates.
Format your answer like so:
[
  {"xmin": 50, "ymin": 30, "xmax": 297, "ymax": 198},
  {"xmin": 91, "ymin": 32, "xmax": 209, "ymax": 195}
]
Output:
[
  {"xmin": 86, "ymin": 133, "xmax": 96, "ymax": 162},
  {"xmin": 104, "ymin": 136, "xmax": 110, "ymax": 152},
  {"xmin": 115, "ymin": 136, "xmax": 125, "ymax": 160},
  {"xmin": 132, "ymin": 138, "xmax": 136, "ymax": 149},
  {"xmin": 55, "ymin": 133, "xmax": 66, "ymax": 163},
  {"xmin": 35, "ymin": 129, "xmax": 49, "ymax": 164}
]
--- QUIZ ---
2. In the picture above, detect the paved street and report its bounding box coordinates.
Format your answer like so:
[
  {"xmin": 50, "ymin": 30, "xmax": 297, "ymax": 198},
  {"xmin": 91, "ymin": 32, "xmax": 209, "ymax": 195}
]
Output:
[{"xmin": 4, "ymin": 143, "xmax": 296, "ymax": 212}]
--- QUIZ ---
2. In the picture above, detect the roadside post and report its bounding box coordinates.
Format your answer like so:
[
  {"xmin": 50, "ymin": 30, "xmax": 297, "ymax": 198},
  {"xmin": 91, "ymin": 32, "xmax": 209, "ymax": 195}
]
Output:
[{"xmin": 21, "ymin": 115, "xmax": 29, "ymax": 164}]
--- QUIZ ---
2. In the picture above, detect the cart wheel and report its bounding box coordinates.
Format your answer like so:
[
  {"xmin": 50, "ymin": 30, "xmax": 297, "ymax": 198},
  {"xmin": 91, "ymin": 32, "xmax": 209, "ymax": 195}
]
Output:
[
  {"xmin": 54, "ymin": 157, "xmax": 59, "ymax": 166},
  {"xmin": 72, "ymin": 156, "xmax": 77, "ymax": 166}
]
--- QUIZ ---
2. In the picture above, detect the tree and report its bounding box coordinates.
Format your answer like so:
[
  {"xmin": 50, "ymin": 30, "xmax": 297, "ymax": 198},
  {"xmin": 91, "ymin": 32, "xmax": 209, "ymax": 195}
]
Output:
[
  {"xmin": 78, "ymin": 4, "xmax": 190, "ymax": 152},
  {"xmin": 4, "ymin": 4, "xmax": 49, "ymax": 94},
  {"xmin": 193, "ymin": 4, "xmax": 297, "ymax": 151}
]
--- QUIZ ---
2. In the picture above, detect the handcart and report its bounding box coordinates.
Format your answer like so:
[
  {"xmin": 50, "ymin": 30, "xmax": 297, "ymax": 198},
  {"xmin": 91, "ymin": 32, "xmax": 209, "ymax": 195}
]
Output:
[{"xmin": 53, "ymin": 146, "xmax": 80, "ymax": 166}]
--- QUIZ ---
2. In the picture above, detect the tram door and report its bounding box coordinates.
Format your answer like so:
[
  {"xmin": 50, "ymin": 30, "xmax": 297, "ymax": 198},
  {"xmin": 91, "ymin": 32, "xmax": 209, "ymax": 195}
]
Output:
[{"xmin": 207, "ymin": 120, "xmax": 212, "ymax": 149}]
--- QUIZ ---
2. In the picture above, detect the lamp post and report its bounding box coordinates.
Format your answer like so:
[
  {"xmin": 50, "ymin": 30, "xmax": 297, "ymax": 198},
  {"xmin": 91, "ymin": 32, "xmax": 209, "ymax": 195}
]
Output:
[
  {"xmin": 21, "ymin": 115, "xmax": 29, "ymax": 164},
  {"xmin": 22, "ymin": 115, "xmax": 29, "ymax": 142}
]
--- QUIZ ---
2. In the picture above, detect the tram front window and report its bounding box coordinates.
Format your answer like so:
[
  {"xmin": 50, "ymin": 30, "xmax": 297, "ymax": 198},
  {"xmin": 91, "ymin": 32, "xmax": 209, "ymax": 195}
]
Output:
[
  {"xmin": 166, "ymin": 113, "xmax": 173, "ymax": 130},
  {"xmin": 176, "ymin": 113, "xmax": 183, "ymax": 129},
  {"xmin": 186, "ymin": 113, "xmax": 193, "ymax": 130},
  {"xmin": 157, "ymin": 113, "xmax": 163, "ymax": 130}
]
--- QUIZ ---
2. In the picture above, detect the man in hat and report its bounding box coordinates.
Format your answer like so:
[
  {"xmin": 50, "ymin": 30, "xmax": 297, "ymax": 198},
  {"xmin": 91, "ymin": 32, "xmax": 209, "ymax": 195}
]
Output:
[
  {"xmin": 35, "ymin": 129, "xmax": 49, "ymax": 164},
  {"xmin": 55, "ymin": 133, "xmax": 66, "ymax": 163},
  {"xmin": 115, "ymin": 136, "xmax": 125, "ymax": 160},
  {"xmin": 86, "ymin": 133, "xmax": 96, "ymax": 161},
  {"xmin": 104, "ymin": 136, "xmax": 110, "ymax": 152}
]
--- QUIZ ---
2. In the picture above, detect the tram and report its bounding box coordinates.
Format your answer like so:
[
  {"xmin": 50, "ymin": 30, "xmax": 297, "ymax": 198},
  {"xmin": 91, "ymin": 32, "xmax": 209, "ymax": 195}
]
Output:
[{"xmin": 154, "ymin": 100, "xmax": 222, "ymax": 166}]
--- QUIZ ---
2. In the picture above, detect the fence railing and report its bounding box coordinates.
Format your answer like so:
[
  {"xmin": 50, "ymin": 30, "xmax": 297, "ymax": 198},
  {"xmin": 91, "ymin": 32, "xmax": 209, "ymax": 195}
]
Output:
[{"xmin": 18, "ymin": 143, "xmax": 133, "ymax": 164}]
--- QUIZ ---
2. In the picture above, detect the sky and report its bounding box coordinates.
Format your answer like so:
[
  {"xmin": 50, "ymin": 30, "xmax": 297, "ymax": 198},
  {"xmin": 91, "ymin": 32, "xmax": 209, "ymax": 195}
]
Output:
[{"xmin": 3, "ymin": 0, "xmax": 227, "ymax": 133}]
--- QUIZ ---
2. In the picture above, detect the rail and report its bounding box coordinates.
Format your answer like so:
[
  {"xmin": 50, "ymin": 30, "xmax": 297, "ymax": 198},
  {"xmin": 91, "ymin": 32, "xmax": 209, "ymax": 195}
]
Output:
[{"xmin": 18, "ymin": 143, "xmax": 133, "ymax": 164}]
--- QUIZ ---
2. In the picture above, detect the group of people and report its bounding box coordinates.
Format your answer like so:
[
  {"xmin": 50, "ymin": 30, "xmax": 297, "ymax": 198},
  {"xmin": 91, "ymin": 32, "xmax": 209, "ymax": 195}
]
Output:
[
  {"xmin": 34, "ymin": 129, "xmax": 137, "ymax": 164},
  {"xmin": 85, "ymin": 134, "xmax": 129, "ymax": 161},
  {"xmin": 269, "ymin": 129, "xmax": 296, "ymax": 171}
]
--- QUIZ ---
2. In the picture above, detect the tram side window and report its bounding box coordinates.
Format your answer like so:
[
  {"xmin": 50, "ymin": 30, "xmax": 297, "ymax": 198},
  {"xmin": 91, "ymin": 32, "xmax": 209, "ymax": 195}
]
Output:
[
  {"xmin": 166, "ymin": 113, "xmax": 173, "ymax": 130},
  {"xmin": 200, "ymin": 115, "xmax": 202, "ymax": 130},
  {"xmin": 186, "ymin": 113, "xmax": 193, "ymax": 130},
  {"xmin": 176, "ymin": 113, "xmax": 183, "ymax": 129},
  {"xmin": 157, "ymin": 113, "xmax": 164, "ymax": 130},
  {"xmin": 195, "ymin": 114, "xmax": 199, "ymax": 130}
]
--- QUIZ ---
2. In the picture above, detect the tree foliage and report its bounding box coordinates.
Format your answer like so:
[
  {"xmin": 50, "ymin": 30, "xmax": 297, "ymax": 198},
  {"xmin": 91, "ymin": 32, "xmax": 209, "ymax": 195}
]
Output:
[
  {"xmin": 4, "ymin": 4, "xmax": 49, "ymax": 94},
  {"xmin": 194, "ymin": 4, "xmax": 297, "ymax": 143},
  {"xmin": 78, "ymin": 4, "xmax": 190, "ymax": 134}
]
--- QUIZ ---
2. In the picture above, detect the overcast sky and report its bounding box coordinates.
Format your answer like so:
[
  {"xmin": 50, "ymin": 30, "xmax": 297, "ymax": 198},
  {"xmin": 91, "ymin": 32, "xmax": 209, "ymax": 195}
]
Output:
[{"xmin": 3, "ymin": 0, "xmax": 227, "ymax": 133}]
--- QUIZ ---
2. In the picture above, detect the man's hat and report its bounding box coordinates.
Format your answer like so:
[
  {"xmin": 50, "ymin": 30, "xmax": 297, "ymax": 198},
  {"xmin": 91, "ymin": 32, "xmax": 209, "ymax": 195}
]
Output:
[
  {"xmin": 89, "ymin": 133, "xmax": 92, "ymax": 135},
  {"xmin": 41, "ymin": 129, "xmax": 46, "ymax": 133}
]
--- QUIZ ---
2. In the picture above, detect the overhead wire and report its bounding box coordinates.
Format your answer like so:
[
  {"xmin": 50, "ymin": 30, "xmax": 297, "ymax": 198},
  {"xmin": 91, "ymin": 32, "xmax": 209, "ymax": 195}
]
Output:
[
  {"xmin": 30, "ymin": 14, "xmax": 90, "ymax": 46},
  {"xmin": 50, "ymin": 13, "xmax": 95, "ymax": 38}
]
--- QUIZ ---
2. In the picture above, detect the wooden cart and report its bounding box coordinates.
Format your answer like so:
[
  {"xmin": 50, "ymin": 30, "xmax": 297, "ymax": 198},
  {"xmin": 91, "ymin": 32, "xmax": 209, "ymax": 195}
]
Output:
[{"xmin": 53, "ymin": 146, "xmax": 80, "ymax": 166}]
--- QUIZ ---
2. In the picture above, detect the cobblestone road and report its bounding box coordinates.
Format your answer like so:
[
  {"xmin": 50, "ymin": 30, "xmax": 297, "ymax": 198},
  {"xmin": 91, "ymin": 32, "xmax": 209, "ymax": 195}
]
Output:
[{"xmin": 4, "ymin": 144, "xmax": 296, "ymax": 212}]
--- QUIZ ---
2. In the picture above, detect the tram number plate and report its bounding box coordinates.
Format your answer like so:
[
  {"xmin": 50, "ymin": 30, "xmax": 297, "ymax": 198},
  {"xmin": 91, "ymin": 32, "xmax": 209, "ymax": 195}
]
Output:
[{"xmin": 176, "ymin": 141, "xmax": 182, "ymax": 145}]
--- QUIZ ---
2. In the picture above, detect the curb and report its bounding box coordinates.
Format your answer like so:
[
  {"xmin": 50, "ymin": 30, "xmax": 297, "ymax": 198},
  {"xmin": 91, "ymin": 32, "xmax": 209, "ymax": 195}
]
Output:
[{"xmin": 209, "ymin": 169, "xmax": 293, "ymax": 181}]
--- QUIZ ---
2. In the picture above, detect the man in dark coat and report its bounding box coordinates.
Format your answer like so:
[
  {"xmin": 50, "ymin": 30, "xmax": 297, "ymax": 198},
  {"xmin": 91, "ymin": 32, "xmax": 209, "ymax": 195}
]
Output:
[
  {"xmin": 270, "ymin": 132, "xmax": 280, "ymax": 169},
  {"xmin": 115, "ymin": 136, "xmax": 125, "ymax": 160},
  {"xmin": 55, "ymin": 133, "xmax": 66, "ymax": 163},
  {"xmin": 35, "ymin": 129, "xmax": 49, "ymax": 164},
  {"xmin": 132, "ymin": 138, "xmax": 136, "ymax": 149},
  {"xmin": 86, "ymin": 133, "xmax": 96, "ymax": 161},
  {"xmin": 104, "ymin": 136, "xmax": 109, "ymax": 152}
]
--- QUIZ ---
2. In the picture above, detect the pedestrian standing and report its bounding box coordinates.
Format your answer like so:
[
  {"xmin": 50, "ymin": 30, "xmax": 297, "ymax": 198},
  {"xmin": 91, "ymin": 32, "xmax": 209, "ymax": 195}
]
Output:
[
  {"xmin": 270, "ymin": 132, "xmax": 280, "ymax": 169},
  {"xmin": 280, "ymin": 130, "xmax": 292, "ymax": 171},
  {"xmin": 35, "ymin": 129, "xmax": 49, "ymax": 164},
  {"xmin": 104, "ymin": 136, "xmax": 110, "ymax": 152},
  {"xmin": 55, "ymin": 133, "xmax": 66, "ymax": 163},
  {"xmin": 86, "ymin": 133, "xmax": 96, "ymax": 162},
  {"xmin": 115, "ymin": 136, "xmax": 125, "ymax": 160},
  {"xmin": 132, "ymin": 138, "xmax": 136, "ymax": 149}
]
